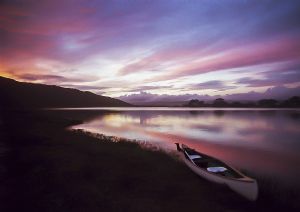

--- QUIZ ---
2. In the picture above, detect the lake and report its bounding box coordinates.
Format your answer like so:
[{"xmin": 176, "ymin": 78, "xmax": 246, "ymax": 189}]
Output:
[{"xmin": 68, "ymin": 107, "xmax": 300, "ymax": 188}]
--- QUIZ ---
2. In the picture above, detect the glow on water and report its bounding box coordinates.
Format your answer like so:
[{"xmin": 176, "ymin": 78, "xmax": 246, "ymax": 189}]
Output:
[{"xmin": 68, "ymin": 107, "xmax": 300, "ymax": 187}]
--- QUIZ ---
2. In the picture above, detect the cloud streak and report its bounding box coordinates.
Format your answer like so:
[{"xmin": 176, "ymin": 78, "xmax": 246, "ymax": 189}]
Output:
[{"xmin": 0, "ymin": 0, "xmax": 300, "ymax": 97}]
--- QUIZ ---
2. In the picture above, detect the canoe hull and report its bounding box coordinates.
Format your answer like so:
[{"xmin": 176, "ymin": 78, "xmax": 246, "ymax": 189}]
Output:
[{"xmin": 179, "ymin": 147, "xmax": 258, "ymax": 201}]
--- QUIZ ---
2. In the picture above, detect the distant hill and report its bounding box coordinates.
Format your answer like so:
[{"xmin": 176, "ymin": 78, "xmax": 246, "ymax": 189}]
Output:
[
  {"xmin": 0, "ymin": 76, "xmax": 131, "ymax": 109},
  {"xmin": 118, "ymin": 87, "xmax": 300, "ymax": 106}
]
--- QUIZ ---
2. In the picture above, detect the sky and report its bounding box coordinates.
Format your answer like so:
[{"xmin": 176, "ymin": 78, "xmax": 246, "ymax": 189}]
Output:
[{"xmin": 1, "ymin": 0, "xmax": 300, "ymax": 98}]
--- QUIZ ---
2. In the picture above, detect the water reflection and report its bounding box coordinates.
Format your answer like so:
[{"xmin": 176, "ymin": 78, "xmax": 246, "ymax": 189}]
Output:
[{"xmin": 71, "ymin": 108, "xmax": 300, "ymax": 187}]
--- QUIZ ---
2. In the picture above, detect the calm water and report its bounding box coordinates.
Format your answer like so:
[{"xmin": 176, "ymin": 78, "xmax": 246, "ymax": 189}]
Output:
[{"xmin": 69, "ymin": 107, "xmax": 300, "ymax": 187}]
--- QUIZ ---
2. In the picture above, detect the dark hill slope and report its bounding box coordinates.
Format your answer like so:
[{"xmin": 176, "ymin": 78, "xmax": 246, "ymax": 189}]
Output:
[{"xmin": 0, "ymin": 76, "xmax": 130, "ymax": 109}]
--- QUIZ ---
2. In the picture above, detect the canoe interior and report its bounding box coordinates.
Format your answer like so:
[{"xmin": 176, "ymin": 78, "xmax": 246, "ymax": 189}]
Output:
[{"xmin": 182, "ymin": 146, "xmax": 244, "ymax": 179}]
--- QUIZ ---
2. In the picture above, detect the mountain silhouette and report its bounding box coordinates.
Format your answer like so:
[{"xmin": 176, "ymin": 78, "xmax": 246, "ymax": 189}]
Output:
[
  {"xmin": 119, "ymin": 86, "xmax": 300, "ymax": 106},
  {"xmin": 0, "ymin": 76, "xmax": 131, "ymax": 109}
]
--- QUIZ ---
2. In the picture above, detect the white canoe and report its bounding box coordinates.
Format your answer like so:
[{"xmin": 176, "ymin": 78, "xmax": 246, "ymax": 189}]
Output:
[{"xmin": 176, "ymin": 143, "xmax": 258, "ymax": 201}]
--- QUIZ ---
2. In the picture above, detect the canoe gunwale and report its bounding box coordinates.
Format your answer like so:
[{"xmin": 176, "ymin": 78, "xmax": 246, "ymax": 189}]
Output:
[
  {"xmin": 178, "ymin": 143, "xmax": 259, "ymax": 201},
  {"xmin": 180, "ymin": 145, "xmax": 256, "ymax": 183},
  {"xmin": 183, "ymin": 154, "xmax": 255, "ymax": 183}
]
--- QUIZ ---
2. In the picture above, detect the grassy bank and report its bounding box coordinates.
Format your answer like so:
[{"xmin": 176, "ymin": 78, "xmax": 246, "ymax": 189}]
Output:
[{"xmin": 0, "ymin": 110, "xmax": 298, "ymax": 211}]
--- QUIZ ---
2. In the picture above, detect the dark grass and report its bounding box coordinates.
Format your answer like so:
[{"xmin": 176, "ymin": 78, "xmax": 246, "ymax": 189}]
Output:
[
  {"xmin": 1, "ymin": 110, "xmax": 299, "ymax": 212},
  {"xmin": 254, "ymin": 175, "xmax": 300, "ymax": 210}
]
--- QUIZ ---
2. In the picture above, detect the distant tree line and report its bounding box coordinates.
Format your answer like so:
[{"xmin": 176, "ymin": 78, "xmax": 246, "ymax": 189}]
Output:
[{"xmin": 185, "ymin": 96, "xmax": 300, "ymax": 108}]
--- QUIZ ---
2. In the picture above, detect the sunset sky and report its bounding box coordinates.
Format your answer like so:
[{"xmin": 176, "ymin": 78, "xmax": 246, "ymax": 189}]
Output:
[{"xmin": 1, "ymin": 0, "xmax": 300, "ymax": 98}]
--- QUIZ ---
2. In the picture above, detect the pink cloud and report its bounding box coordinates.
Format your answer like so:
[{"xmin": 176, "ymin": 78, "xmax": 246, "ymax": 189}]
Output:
[
  {"xmin": 1, "ymin": 0, "xmax": 300, "ymax": 94},
  {"xmin": 149, "ymin": 35, "xmax": 300, "ymax": 82}
]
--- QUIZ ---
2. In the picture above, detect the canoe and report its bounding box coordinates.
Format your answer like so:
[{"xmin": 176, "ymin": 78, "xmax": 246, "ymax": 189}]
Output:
[{"xmin": 175, "ymin": 143, "xmax": 258, "ymax": 201}]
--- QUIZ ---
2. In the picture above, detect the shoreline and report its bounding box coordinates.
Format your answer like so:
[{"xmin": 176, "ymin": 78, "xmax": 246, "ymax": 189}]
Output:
[
  {"xmin": 47, "ymin": 106, "xmax": 300, "ymax": 111},
  {"xmin": 1, "ymin": 110, "xmax": 299, "ymax": 211},
  {"xmin": 69, "ymin": 128, "xmax": 174, "ymax": 154}
]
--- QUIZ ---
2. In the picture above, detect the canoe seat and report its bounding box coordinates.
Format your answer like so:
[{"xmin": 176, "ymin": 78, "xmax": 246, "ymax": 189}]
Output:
[
  {"xmin": 207, "ymin": 167, "xmax": 227, "ymax": 173},
  {"xmin": 189, "ymin": 155, "xmax": 202, "ymax": 160}
]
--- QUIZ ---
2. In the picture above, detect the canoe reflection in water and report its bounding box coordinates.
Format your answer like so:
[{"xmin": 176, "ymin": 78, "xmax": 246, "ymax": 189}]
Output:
[{"xmin": 175, "ymin": 143, "xmax": 258, "ymax": 201}]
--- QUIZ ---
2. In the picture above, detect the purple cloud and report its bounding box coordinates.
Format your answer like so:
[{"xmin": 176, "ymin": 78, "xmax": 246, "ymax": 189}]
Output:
[
  {"xmin": 236, "ymin": 70, "xmax": 300, "ymax": 87},
  {"xmin": 191, "ymin": 80, "xmax": 236, "ymax": 91},
  {"xmin": 1, "ymin": 0, "xmax": 300, "ymax": 96}
]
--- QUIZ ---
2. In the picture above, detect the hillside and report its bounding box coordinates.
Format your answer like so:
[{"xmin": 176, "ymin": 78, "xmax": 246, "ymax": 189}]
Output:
[{"xmin": 0, "ymin": 76, "xmax": 131, "ymax": 109}]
